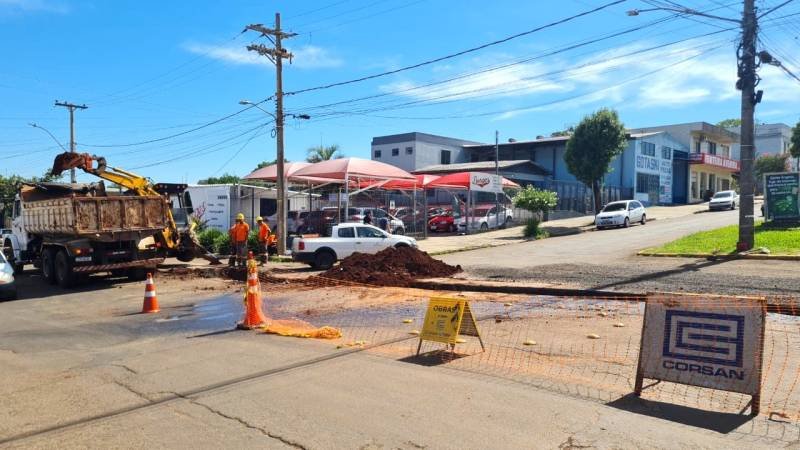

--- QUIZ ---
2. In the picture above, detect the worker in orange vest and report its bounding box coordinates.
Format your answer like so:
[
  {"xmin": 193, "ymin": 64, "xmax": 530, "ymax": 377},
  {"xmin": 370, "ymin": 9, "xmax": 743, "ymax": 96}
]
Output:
[
  {"xmin": 256, "ymin": 216, "xmax": 271, "ymax": 264},
  {"xmin": 229, "ymin": 213, "xmax": 250, "ymax": 267}
]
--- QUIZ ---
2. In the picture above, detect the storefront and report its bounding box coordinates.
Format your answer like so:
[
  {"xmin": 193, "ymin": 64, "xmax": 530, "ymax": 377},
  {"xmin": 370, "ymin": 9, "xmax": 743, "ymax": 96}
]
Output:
[{"xmin": 688, "ymin": 153, "xmax": 740, "ymax": 202}]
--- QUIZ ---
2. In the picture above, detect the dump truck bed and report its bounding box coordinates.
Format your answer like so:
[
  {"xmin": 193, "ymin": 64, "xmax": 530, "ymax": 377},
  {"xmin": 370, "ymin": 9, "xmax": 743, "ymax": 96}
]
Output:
[{"xmin": 20, "ymin": 186, "xmax": 168, "ymax": 238}]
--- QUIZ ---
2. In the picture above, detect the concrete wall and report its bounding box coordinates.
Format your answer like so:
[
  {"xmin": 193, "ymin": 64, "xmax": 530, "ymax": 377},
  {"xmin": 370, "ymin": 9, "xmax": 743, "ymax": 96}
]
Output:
[{"xmin": 371, "ymin": 133, "xmax": 479, "ymax": 172}]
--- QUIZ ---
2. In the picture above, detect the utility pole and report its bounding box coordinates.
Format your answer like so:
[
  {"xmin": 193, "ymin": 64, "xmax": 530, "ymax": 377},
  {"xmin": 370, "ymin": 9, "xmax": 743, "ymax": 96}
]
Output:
[
  {"xmin": 737, "ymin": 0, "xmax": 757, "ymax": 251},
  {"xmin": 245, "ymin": 13, "xmax": 296, "ymax": 256},
  {"xmin": 54, "ymin": 100, "xmax": 87, "ymax": 184},
  {"xmin": 495, "ymin": 131, "xmax": 500, "ymax": 229}
]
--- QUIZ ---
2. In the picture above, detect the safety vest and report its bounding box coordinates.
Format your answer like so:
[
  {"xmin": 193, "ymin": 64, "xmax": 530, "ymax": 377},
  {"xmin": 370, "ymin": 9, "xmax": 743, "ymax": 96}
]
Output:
[
  {"xmin": 258, "ymin": 223, "xmax": 270, "ymax": 242},
  {"xmin": 230, "ymin": 222, "xmax": 249, "ymax": 242}
]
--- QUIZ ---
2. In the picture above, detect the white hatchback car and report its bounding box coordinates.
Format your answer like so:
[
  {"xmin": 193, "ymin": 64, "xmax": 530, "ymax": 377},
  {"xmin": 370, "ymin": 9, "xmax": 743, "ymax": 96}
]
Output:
[
  {"xmin": 595, "ymin": 200, "xmax": 647, "ymax": 230},
  {"xmin": 708, "ymin": 190, "xmax": 739, "ymax": 211}
]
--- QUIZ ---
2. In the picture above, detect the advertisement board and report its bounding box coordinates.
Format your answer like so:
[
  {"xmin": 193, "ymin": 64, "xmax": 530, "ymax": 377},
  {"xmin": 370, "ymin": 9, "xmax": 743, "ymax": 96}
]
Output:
[
  {"xmin": 764, "ymin": 172, "xmax": 800, "ymax": 221},
  {"xmin": 469, "ymin": 172, "xmax": 503, "ymax": 193},
  {"xmin": 635, "ymin": 295, "xmax": 765, "ymax": 413},
  {"xmin": 186, "ymin": 186, "xmax": 231, "ymax": 232},
  {"xmin": 417, "ymin": 297, "xmax": 484, "ymax": 354}
]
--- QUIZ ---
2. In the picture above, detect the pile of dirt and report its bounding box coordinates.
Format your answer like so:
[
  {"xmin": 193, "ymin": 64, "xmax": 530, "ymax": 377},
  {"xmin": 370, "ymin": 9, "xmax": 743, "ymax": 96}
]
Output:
[{"xmin": 319, "ymin": 246, "xmax": 461, "ymax": 287}]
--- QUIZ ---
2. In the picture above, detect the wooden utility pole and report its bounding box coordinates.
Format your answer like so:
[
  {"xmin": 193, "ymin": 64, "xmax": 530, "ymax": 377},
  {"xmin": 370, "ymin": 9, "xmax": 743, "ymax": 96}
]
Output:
[
  {"xmin": 245, "ymin": 14, "xmax": 296, "ymax": 256},
  {"xmin": 737, "ymin": 0, "xmax": 757, "ymax": 251},
  {"xmin": 54, "ymin": 100, "xmax": 87, "ymax": 184}
]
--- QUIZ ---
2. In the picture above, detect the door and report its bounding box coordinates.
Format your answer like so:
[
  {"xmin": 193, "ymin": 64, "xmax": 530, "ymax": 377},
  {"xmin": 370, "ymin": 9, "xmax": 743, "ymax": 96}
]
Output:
[
  {"xmin": 336, "ymin": 226, "xmax": 358, "ymax": 258},
  {"xmin": 356, "ymin": 226, "xmax": 386, "ymax": 253},
  {"xmin": 672, "ymin": 150, "xmax": 688, "ymax": 204}
]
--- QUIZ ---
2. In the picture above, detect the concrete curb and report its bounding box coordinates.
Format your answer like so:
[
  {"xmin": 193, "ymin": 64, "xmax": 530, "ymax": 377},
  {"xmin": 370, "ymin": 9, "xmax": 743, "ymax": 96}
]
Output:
[{"xmin": 637, "ymin": 251, "xmax": 800, "ymax": 261}]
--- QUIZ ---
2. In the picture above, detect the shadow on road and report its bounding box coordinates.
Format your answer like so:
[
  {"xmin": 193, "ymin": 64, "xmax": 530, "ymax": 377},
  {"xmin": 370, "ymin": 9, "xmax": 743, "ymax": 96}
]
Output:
[
  {"xmin": 590, "ymin": 258, "xmax": 731, "ymax": 291},
  {"xmin": 607, "ymin": 393, "xmax": 753, "ymax": 434},
  {"xmin": 398, "ymin": 349, "xmax": 470, "ymax": 367}
]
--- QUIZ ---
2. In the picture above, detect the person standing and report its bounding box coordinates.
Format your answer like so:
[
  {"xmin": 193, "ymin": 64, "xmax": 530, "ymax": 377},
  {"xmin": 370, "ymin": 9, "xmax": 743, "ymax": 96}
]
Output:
[
  {"xmin": 363, "ymin": 210, "xmax": 373, "ymax": 225},
  {"xmin": 256, "ymin": 216, "xmax": 271, "ymax": 264},
  {"xmin": 229, "ymin": 213, "xmax": 250, "ymax": 267}
]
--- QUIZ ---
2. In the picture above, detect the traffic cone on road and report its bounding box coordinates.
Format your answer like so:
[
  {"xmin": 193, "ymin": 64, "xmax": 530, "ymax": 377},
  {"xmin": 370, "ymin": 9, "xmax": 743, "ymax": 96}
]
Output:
[
  {"xmin": 237, "ymin": 252, "xmax": 269, "ymax": 330},
  {"xmin": 142, "ymin": 273, "xmax": 160, "ymax": 313}
]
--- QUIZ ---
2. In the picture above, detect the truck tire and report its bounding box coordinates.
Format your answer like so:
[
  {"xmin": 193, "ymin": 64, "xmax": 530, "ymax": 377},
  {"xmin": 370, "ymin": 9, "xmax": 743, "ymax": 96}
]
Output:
[
  {"xmin": 127, "ymin": 268, "xmax": 148, "ymax": 281},
  {"xmin": 3, "ymin": 241, "xmax": 24, "ymax": 275},
  {"xmin": 42, "ymin": 248, "xmax": 57, "ymax": 285},
  {"xmin": 176, "ymin": 250, "xmax": 196, "ymax": 263},
  {"xmin": 54, "ymin": 249, "xmax": 75, "ymax": 288},
  {"xmin": 314, "ymin": 250, "xmax": 336, "ymax": 270}
]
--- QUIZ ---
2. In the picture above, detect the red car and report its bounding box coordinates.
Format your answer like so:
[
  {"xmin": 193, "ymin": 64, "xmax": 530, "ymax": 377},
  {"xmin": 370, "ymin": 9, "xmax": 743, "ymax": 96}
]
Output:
[{"xmin": 428, "ymin": 212, "xmax": 456, "ymax": 232}]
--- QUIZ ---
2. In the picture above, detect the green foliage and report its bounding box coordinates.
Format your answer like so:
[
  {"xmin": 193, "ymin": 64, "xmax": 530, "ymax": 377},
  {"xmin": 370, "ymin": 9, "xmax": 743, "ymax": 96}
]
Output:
[
  {"xmin": 512, "ymin": 186, "xmax": 558, "ymax": 214},
  {"xmin": 716, "ymin": 118, "xmax": 741, "ymax": 128},
  {"xmin": 550, "ymin": 126, "xmax": 574, "ymax": 137},
  {"xmin": 644, "ymin": 222, "xmax": 800, "ymax": 256},
  {"xmin": 197, "ymin": 228, "xmax": 224, "ymax": 251},
  {"xmin": 791, "ymin": 120, "xmax": 800, "ymax": 170},
  {"xmin": 565, "ymin": 108, "xmax": 627, "ymax": 213},
  {"xmin": 523, "ymin": 218, "xmax": 548, "ymax": 239},
  {"xmin": 254, "ymin": 158, "xmax": 288, "ymax": 171},
  {"xmin": 247, "ymin": 231, "xmax": 261, "ymax": 254},
  {"xmin": 306, "ymin": 144, "xmax": 342, "ymax": 163},
  {"xmin": 0, "ymin": 170, "xmax": 64, "ymax": 221},
  {"xmin": 755, "ymin": 154, "xmax": 788, "ymax": 178},
  {"xmin": 197, "ymin": 173, "xmax": 240, "ymax": 185},
  {"xmin": 212, "ymin": 232, "xmax": 231, "ymax": 255}
]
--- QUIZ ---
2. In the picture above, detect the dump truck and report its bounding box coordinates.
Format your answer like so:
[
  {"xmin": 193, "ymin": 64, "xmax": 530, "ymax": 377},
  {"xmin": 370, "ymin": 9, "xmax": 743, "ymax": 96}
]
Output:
[{"xmin": 0, "ymin": 182, "xmax": 168, "ymax": 287}]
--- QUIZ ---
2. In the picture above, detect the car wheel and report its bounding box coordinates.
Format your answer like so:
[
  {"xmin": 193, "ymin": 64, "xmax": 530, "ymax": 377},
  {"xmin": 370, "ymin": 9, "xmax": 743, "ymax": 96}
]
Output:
[
  {"xmin": 395, "ymin": 243, "xmax": 409, "ymax": 249},
  {"xmin": 449, "ymin": 224, "xmax": 457, "ymax": 233},
  {"xmin": 640, "ymin": 214, "xmax": 646, "ymax": 225},
  {"xmin": 731, "ymin": 202, "xmax": 736, "ymax": 210},
  {"xmin": 623, "ymin": 217, "xmax": 630, "ymax": 228},
  {"xmin": 314, "ymin": 251, "xmax": 336, "ymax": 270},
  {"xmin": 596, "ymin": 226, "xmax": 605, "ymax": 230},
  {"xmin": 54, "ymin": 249, "xmax": 74, "ymax": 288},
  {"xmin": 42, "ymin": 248, "xmax": 56, "ymax": 285},
  {"xmin": 480, "ymin": 222, "xmax": 489, "ymax": 231},
  {"xmin": 394, "ymin": 227, "xmax": 405, "ymax": 235}
]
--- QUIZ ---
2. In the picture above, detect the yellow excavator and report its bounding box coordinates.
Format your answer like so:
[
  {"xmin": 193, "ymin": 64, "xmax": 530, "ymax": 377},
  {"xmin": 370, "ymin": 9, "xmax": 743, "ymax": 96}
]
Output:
[{"xmin": 51, "ymin": 152, "xmax": 221, "ymax": 265}]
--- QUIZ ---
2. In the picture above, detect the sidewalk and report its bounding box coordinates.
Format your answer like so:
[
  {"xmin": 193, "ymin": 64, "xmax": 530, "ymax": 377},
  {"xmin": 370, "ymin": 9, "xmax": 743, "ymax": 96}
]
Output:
[{"xmin": 417, "ymin": 202, "xmax": 714, "ymax": 255}]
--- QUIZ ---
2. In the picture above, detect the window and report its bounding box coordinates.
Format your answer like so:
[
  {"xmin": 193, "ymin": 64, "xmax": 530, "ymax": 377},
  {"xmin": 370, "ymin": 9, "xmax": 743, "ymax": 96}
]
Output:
[
  {"xmin": 391, "ymin": 148, "xmax": 399, "ymax": 157},
  {"xmin": 357, "ymin": 227, "xmax": 385, "ymax": 238},
  {"xmin": 695, "ymin": 140, "xmax": 701, "ymax": 153},
  {"xmin": 636, "ymin": 172, "xmax": 660, "ymax": 194},
  {"xmin": 338, "ymin": 227, "xmax": 355, "ymax": 238},
  {"xmin": 721, "ymin": 144, "xmax": 730, "ymax": 158},
  {"xmin": 641, "ymin": 142, "xmax": 656, "ymax": 156},
  {"xmin": 374, "ymin": 150, "xmax": 382, "ymax": 158},
  {"xmin": 405, "ymin": 146, "xmax": 413, "ymax": 155},
  {"xmin": 470, "ymin": 153, "xmax": 479, "ymax": 163},
  {"xmin": 708, "ymin": 142, "xmax": 717, "ymax": 155},
  {"xmin": 661, "ymin": 147, "xmax": 672, "ymax": 160},
  {"xmin": 440, "ymin": 150, "xmax": 451, "ymax": 165}
]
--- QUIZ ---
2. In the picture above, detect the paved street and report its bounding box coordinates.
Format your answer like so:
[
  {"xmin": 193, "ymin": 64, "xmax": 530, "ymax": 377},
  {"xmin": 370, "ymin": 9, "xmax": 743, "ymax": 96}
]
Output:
[
  {"xmin": 438, "ymin": 205, "xmax": 800, "ymax": 296},
  {"xmin": 1, "ymin": 277, "xmax": 794, "ymax": 449}
]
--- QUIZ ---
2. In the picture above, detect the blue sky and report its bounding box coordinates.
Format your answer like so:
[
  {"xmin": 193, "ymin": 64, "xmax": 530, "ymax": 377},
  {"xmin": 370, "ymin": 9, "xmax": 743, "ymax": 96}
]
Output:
[{"xmin": 1, "ymin": 0, "xmax": 799, "ymax": 183}]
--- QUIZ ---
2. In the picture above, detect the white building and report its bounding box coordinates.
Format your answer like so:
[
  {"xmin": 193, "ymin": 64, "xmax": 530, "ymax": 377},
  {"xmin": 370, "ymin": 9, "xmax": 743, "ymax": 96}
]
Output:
[
  {"xmin": 729, "ymin": 123, "xmax": 797, "ymax": 170},
  {"xmin": 370, "ymin": 132, "xmax": 482, "ymax": 172}
]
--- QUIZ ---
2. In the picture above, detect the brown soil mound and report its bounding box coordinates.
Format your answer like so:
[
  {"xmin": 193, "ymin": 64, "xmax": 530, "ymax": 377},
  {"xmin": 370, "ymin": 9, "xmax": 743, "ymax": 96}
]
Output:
[{"xmin": 319, "ymin": 246, "xmax": 461, "ymax": 287}]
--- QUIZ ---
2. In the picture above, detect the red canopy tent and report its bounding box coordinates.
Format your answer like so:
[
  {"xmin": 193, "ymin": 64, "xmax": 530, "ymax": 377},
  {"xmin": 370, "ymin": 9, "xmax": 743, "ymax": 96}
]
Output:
[
  {"xmin": 242, "ymin": 162, "xmax": 335, "ymax": 183},
  {"xmin": 368, "ymin": 174, "xmax": 441, "ymax": 190},
  {"xmin": 425, "ymin": 171, "xmax": 521, "ymax": 190}
]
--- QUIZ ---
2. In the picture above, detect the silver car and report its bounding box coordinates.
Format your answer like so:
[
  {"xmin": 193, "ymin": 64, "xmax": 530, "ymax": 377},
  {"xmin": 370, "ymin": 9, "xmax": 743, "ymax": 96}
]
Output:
[
  {"xmin": 0, "ymin": 250, "xmax": 18, "ymax": 300},
  {"xmin": 595, "ymin": 200, "xmax": 647, "ymax": 229},
  {"xmin": 709, "ymin": 190, "xmax": 739, "ymax": 210}
]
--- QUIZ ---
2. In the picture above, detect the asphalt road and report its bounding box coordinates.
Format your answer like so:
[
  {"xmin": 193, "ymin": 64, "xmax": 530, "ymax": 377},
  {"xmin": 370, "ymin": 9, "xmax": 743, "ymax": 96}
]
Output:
[
  {"xmin": 0, "ymin": 279, "xmax": 793, "ymax": 448},
  {"xmin": 438, "ymin": 207, "xmax": 800, "ymax": 296}
]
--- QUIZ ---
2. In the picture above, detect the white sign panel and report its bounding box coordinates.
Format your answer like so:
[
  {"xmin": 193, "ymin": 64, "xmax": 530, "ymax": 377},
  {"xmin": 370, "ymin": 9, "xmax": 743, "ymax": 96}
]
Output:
[
  {"xmin": 469, "ymin": 172, "xmax": 503, "ymax": 193},
  {"xmin": 187, "ymin": 186, "xmax": 230, "ymax": 232},
  {"xmin": 638, "ymin": 295, "xmax": 764, "ymax": 395}
]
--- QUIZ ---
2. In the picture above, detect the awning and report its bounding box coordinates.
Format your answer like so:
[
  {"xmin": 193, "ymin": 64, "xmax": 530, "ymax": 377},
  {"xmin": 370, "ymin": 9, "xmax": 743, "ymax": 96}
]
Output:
[
  {"xmin": 292, "ymin": 157, "xmax": 415, "ymax": 182},
  {"xmin": 425, "ymin": 171, "xmax": 521, "ymax": 190}
]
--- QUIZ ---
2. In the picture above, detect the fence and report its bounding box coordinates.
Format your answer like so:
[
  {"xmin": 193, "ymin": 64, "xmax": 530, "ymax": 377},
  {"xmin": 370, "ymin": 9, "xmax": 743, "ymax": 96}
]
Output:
[
  {"xmin": 256, "ymin": 273, "xmax": 800, "ymax": 438},
  {"xmin": 538, "ymin": 180, "xmax": 633, "ymax": 216}
]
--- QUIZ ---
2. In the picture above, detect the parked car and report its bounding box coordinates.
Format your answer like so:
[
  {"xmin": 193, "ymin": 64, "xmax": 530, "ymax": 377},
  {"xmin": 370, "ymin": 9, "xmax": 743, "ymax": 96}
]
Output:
[
  {"xmin": 291, "ymin": 223, "xmax": 418, "ymax": 269},
  {"xmin": 456, "ymin": 206, "xmax": 513, "ymax": 232},
  {"xmin": 595, "ymin": 200, "xmax": 646, "ymax": 229},
  {"xmin": 0, "ymin": 250, "xmax": 18, "ymax": 300},
  {"xmin": 708, "ymin": 190, "xmax": 739, "ymax": 211},
  {"xmin": 428, "ymin": 211, "xmax": 457, "ymax": 232},
  {"xmin": 346, "ymin": 207, "xmax": 406, "ymax": 234},
  {"xmin": 298, "ymin": 209, "xmax": 339, "ymax": 235}
]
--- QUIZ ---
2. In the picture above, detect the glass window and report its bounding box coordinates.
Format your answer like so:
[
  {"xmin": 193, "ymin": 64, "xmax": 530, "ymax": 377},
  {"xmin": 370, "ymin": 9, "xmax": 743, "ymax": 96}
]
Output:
[
  {"xmin": 338, "ymin": 227, "xmax": 355, "ymax": 238},
  {"xmin": 602, "ymin": 202, "xmax": 627, "ymax": 212},
  {"xmin": 636, "ymin": 173, "xmax": 660, "ymax": 194},
  {"xmin": 374, "ymin": 209, "xmax": 387, "ymax": 218},
  {"xmin": 661, "ymin": 147, "xmax": 671, "ymax": 159},
  {"xmin": 405, "ymin": 146, "xmax": 413, "ymax": 155},
  {"xmin": 374, "ymin": 150, "xmax": 382, "ymax": 158},
  {"xmin": 357, "ymin": 227, "xmax": 385, "ymax": 238},
  {"xmin": 641, "ymin": 142, "xmax": 656, "ymax": 157},
  {"xmin": 695, "ymin": 140, "xmax": 701, "ymax": 153},
  {"xmin": 391, "ymin": 148, "xmax": 399, "ymax": 156},
  {"xmin": 440, "ymin": 150, "xmax": 451, "ymax": 165},
  {"xmin": 712, "ymin": 191, "xmax": 732, "ymax": 198},
  {"xmin": 708, "ymin": 142, "xmax": 717, "ymax": 155}
]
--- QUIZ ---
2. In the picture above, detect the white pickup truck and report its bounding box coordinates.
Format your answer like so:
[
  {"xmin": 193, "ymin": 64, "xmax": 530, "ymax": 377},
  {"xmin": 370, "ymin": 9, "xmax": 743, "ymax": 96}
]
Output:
[{"xmin": 291, "ymin": 223, "xmax": 418, "ymax": 269}]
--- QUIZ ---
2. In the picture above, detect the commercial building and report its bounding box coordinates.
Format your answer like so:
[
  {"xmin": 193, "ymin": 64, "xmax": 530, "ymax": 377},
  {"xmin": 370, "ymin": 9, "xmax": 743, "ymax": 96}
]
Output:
[
  {"xmin": 629, "ymin": 122, "xmax": 740, "ymax": 202},
  {"xmin": 370, "ymin": 132, "xmax": 482, "ymax": 173},
  {"xmin": 729, "ymin": 123, "xmax": 797, "ymax": 170}
]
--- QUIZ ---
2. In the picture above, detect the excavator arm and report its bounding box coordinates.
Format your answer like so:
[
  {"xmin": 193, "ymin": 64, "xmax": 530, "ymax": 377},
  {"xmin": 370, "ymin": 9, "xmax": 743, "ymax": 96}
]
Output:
[{"xmin": 52, "ymin": 152, "xmax": 221, "ymax": 264}]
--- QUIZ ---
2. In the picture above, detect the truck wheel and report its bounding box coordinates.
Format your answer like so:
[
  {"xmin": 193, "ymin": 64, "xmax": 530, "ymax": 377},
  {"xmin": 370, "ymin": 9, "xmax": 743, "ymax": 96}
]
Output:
[
  {"xmin": 127, "ymin": 268, "xmax": 148, "ymax": 281},
  {"xmin": 175, "ymin": 250, "xmax": 195, "ymax": 263},
  {"xmin": 54, "ymin": 250, "xmax": 75, "ymax": 288},
  {"xmin": 3, "ymin": 241, "xmax": 23, "ymax": 275},
  {"xmin": 42, "ymin": 249, "xmax": 57, "ymax": 285},
  {"xmin": 314, "ymin": 251, "xmax": 336, "ymax": 270}
]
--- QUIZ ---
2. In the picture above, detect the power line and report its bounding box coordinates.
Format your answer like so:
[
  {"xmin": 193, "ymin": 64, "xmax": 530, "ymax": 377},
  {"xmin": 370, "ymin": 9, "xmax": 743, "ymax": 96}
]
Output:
[
  {"xmin": 285, "ymin": 0, "xmax": 628, "ymax": 96},
  {"xmin": 759, "ymin": 0, "xmax": 796, "ymax": 18}
]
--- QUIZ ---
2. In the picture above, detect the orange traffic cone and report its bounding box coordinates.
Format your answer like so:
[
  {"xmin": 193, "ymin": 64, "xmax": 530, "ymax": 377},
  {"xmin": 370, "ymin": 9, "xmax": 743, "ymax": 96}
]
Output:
[
  {"xmin": 237, "ymin": 252, "xmax": 269, "ymax": 330},
  {"xmin": 142, "ymin": 273, "xmax": 160, "ymax": 313}
]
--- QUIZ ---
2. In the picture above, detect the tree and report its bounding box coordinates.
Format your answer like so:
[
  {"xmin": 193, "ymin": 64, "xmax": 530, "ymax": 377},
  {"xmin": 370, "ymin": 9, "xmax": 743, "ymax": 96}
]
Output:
[
  {"xmin": 755, "ymin": 154, "xmax": 789, "ymax": 193},
  {"xmin": 197, "ymin": 173, "xmax": 241, "ymax": 185},
  {"xmin": 306, "ymin": 144, "xmax": 342, "ymax": 163},
  {"xmin": 253, "ymin": 158, "xmax": 288, "ymax": 171},
  {"xmin": 716, "ymin": 118, "xmax": 741, "ymax": 128},
  {"xmin": 0, "ymin": 170, "xmax": 63, "ymax": 224},
  {"xmin": 550, "ymin": 126, "xmax": 574, "ymax": 137},
  {"xmin": 790, "ymin": 120, "xmax": 800, "ymax": 171},
  {"xmin": 512, "ymin": 186, "xmax": 558, "ymax": 215},
  {"xmin": 565, "ymin": 108, "xmax": 628, "ymax": 214}
]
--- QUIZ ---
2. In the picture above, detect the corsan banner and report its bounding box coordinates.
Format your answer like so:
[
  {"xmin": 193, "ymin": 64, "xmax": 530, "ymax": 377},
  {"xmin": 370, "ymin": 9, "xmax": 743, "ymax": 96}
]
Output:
[
  {"xmin": 635, "ymin": 295, "xmax": 765, "ymax": 412},
  {"xmin": 469, "ymin": 172, "xmax": 502, "ymax": 193}
]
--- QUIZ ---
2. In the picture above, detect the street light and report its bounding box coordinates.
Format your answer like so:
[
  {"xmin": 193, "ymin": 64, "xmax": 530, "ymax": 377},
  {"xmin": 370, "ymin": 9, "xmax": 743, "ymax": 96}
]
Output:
[{"xmin": 238, "ymin": 99, "xmax": 310, "ymax": 256}]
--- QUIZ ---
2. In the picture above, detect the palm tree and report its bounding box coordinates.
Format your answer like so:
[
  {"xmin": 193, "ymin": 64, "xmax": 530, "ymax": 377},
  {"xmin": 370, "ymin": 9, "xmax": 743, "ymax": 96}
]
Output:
[{"xmin": 306, "ymin": 144, "xmax": 342, "ymax": 163}]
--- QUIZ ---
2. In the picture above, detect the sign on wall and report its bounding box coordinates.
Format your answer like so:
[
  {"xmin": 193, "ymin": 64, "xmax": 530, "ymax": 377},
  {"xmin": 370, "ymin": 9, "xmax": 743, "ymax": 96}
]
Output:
[
  {"xmin": 764, "ymin": 172, "xmax": 800, "ymax": 221},
  {"xmin": 186, "ymin": 186, "xmax": 230, "ymax": 232},
  {"xmin": 635, "ymin": 295, "xmax": 765, "ymax": 414},
  {"xmin": 469, "ymin": 172, "xmax": 503, "ymax": 193}
]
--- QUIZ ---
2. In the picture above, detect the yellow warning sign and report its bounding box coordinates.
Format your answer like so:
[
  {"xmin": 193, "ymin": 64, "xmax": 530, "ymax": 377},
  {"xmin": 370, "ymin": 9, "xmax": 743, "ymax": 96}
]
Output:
[{"xmin": 417, "ymin": 297, "xmax": 484, "ymax": 354}]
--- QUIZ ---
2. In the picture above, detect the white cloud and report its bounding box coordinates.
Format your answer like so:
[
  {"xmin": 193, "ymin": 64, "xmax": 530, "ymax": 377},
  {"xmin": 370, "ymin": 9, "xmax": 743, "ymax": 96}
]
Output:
[
  {"xmin": 184, "ymin": 42, "xmax": 341, "ymax": 69},
  {"xmin": 0, "ymin": 0, "xmax": 68, "ymax": 14}
]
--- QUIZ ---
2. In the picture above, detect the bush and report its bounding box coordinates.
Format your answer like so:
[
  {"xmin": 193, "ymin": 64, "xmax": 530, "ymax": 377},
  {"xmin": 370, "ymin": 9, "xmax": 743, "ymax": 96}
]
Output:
[
  {"xmin": 513, "ymin": 186, "xmax": 558, "ymax": 215},
  {"xmin": 212, "ymin": 233, "xmax": 231, "ymax": 255},
  {"xmin": 247, "ymin": 232, "xmax": 261, "ymax": 254},
  {"xmin": 523, "ymin": 218, "xmax": 548, "ymax": 239},
  {"xmin": 197, "ymin": 228, "xmax": 224, "ymax": 251}
]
